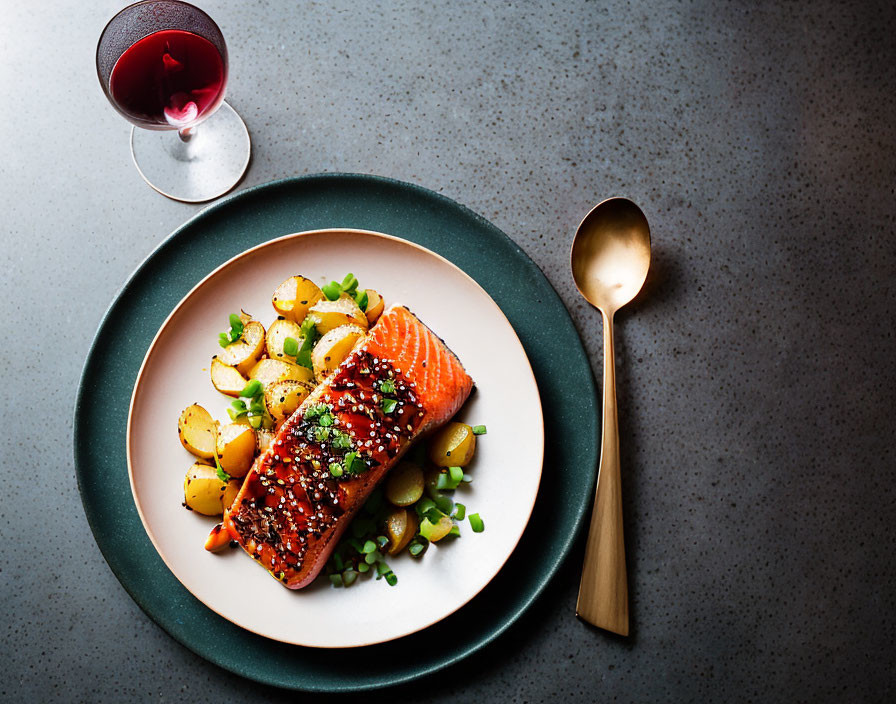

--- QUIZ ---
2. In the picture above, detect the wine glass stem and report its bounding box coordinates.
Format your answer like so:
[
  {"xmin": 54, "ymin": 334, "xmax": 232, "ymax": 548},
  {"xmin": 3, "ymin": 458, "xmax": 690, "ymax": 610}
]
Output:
[{"xmin": 178, "ymin": 127, "xmax": 193, "ymax": 143}]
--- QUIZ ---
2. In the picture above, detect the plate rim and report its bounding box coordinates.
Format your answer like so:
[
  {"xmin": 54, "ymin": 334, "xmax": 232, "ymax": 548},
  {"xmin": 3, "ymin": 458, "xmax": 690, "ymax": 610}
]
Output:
[
  {"xmin": 125, "ymin": 226, "xmax": 546, "ymax": 648},
  {"xmin": 73, "ymin": 173, "xmax": 599, "ymax": 692}
]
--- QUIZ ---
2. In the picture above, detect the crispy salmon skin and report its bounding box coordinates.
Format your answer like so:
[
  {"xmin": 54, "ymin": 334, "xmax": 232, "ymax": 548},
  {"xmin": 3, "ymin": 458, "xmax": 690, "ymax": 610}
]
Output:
[{"xmin": 224, "ymin": 305, "xmax": 473, "ymax": 588}]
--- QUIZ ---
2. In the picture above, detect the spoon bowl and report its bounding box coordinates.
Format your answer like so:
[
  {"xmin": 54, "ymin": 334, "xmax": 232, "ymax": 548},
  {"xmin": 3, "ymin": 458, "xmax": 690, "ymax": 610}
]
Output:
[
  {"xmin": 570, "ymin": 197, "xmax": 650, "ymax": 636},
  {"xmin": 571, "ymin": 198, "xmax": 651, "ymax": 313}
]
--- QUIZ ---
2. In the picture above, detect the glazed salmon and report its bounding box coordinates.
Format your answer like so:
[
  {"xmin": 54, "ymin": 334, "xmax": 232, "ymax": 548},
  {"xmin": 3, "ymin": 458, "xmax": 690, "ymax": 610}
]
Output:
[{"xmin": 224, "ymin": 305, "xmax": 473, "ymax": 588}]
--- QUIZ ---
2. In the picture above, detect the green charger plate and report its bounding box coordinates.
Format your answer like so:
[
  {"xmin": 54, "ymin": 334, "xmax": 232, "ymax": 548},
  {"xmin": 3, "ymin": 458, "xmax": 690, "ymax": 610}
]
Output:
[{"xmin": 74, "ymin": 174, "xmax": 598, "ymax": 691}]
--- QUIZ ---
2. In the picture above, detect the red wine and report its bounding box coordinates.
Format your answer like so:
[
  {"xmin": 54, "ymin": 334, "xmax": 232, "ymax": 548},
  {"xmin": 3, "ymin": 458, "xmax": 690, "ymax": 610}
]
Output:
[{"xmin": 109, "ymin": 29, "xmax": 225, "ymax": 129}]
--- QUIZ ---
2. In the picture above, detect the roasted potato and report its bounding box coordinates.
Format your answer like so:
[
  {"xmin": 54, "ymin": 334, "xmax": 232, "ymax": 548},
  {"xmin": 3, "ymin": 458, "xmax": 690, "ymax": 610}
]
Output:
[
  {"xmin": 264, "ymin": 379, "xmax": 314, "ymax": 421},
  {"xmin": 218, "ymin": 320, "xmax": 265, "ymax": 375},
  {"xmin": 215, "ymin": 423, "xmax": 256, "ymax": 477},
  {"xmin": 184, "ymin": 462, "xmax": 228, "ymax": 515},
  {"xmin": 311, "ymin": 324, "xmax": 366, "ymax": 381},
  {"xmin": 178, "ymin": 404, "xmax": 217, "ymax": 459},
  {"xmin": 248, "ymin": 358, "xmax": 314, "ymax": 386},
  {"xmin": 307, "ymin": 294, "xmax": 368, "ymax": 335},
  {"xmin": 384, "ymin": 461, "xmax": 424, "ymax": 506},
  {"xmin": 265, "ymin": 318, "xmax": 305, "ymax": 360},
  {"xmin": 384, "ymin": 507, "xmax": 419, "ymax": 555},
  {"xmin": 364, "ymin": 289, "xmax": 385, "ymax": 325},
  {"xmin": 210, "ymin": 356, "xmax": 247, "ymax": 397},
  {"xmin": 255, "ymin": 428, "xmax": 275, "ymax": 454},
  {"xmin": 272, "ymin": 275, "xmax": 323, "ymax": 323},
  {"xmin": 429, "ymin": 421, "xmax": 476, "ymax": 467},
  {"xmin": 221, "ymin": 478, "xmax": 241, "ymax": 509}
]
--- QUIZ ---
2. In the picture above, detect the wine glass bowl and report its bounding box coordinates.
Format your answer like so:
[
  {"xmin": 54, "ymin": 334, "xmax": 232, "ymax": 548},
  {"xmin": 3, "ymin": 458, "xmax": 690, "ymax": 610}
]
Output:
[{"xmin": 96, "ymin": 1, "xmax": 250, "ymax": 202}]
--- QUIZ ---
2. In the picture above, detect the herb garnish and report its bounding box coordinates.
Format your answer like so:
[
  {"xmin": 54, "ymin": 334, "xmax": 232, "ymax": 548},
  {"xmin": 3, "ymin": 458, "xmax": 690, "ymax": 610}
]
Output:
[{"xmin": 218, "ymin": 313, "xmax": 244, "ymax": 348}]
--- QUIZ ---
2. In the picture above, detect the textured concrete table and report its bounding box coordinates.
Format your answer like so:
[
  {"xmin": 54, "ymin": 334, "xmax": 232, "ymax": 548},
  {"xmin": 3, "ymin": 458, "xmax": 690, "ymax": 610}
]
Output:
[{"xmin": 2, "ymin": 1, "xmax": 894, "ymax": 701}]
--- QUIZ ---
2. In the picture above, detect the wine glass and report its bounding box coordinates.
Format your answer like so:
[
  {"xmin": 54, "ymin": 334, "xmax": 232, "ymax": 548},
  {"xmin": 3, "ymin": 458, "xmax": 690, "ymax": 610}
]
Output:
[{"xmin": 96, "ymin": 0, "xmax": 251, "ymax": 203}]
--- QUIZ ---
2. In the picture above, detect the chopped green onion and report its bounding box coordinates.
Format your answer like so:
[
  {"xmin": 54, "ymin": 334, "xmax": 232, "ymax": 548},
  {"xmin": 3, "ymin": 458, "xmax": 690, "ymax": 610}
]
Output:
[
  {"xmin": 231, "ymin": 399, "xmax": 247, "ymax": 411},
  {"xmin": 361, "ymin": 540, "xmax": 377, "ymax": 554},
  {"xmin": 329, "ymin": 462, "xmax": 343, "ymax": 477},
  {"xmin": 448, "ymin": 466, "xmax": 464, "ymax": 484},
  {"xmin": 415, "ymin": 498, "xmax": 436, "ymax": 517},
  {"xmin": 447, "ymin": 525, "xmax": 461, "ymax": 538},
  {"xmin": 248, "ymin": 415, "xmax": 262, "ymax": 429},
  {"xmin": 436, "ymin": 471, "xmax": 461, "ymax": 491},
  {"xmin": 385, "ymin": 572, "xmax": 398, "ymax": 586},
  {"xmin": 332, "ymin": 430, "xmax": 352, "ymax": 450},
  {"xmin": 355, "ymin": 290, "xmax": 369, "ymax": 311},
  {"xmin": 341, "ymin": 273, "xmax": 359, "ymax": 293},
  {"xmin": 375, "ymin": 561, "xmax": 391, "ymax": 576},
  {"xmin": 322, "ymin": 281, "xmax": 341, "ymax": 300},
  {"xmin": 342, "ymin": 569, "xmax": 359, "ymax": 587},
  {"xmin": 453, "ymin": 503, "xmax": 466, "ymax": 520},
  {"xmin": 378, "ymin": 378, "xmax": 396, "ymax": 394},
  {"xmin": 228, "ymin": 313, "xmax": 242, "ymax": 329},
  {"xmin": 469, "ymin": 513, "xmax": 484, "ymax": 532},
  {"xmin": 304, "ymin": 403, "xmax": 329, "ymax": 420},
  {"xmin": 218, "ymin": 333, "xmax": 231, "ymax": 348},
  {"xmin": 408, "ymin": 542, "xmax": 426, "ymax": 557},
  {"xmin": 472, "ymin": 425, "xmax": 487, "ymax": 435},
  {"xmin": 227, "ymin": 407, "xmax": 245, "ymax": 421},
  {"xmin": 364, "ymin": 551, "xmax": 378, "ymax": 565},
  {"xmin": 318, "ymin": 412, "xmax": 334, "ymax": 427},
  {"xmin": 315, "ymin": 427, "xmax": 330, "ymax": 442},
  {"xmin": 329, "ymin": 573, "xmax": 344, "ymax": 587},
  {"xmin": 376, "ymin": 535, "xmax": 389, "ymax": 550},
  {"xmin": 214, "ymin": 456, "xmax": 231, "ymax": 483},
  {"xmin": 249, "ymin": 399, "xmax": 266, "ymax": 414},
  {"xmin": 430, "ymin": 491, "xmax": 454, "ymax": 515},
  {"xmin": 283, "ymin": 336, "xmax": 299, "ymax": 357},
  {"xmin": 381, "ymin": 398, "xmax": 398, "ymax": 414},
  {"xmin": 332, "ymin": 553, "xmax": 344, "ymax": 571},
  {"xmin": 418, "ymin": 518, "xmax": 438, "ymax": 540},
  {"xmin": 357, "ymin": 561, "xmax": 370, "ymax": 573},
  {"xmin": 239, "ymin": 379, "xmax": 263, "ymax": 398}
]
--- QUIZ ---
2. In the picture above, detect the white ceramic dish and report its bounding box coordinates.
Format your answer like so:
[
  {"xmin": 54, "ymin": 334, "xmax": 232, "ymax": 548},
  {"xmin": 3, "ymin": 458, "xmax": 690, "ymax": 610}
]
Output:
[{"xmin": 127, "ymin": 229, "xmax": 544, "ymax": 648}]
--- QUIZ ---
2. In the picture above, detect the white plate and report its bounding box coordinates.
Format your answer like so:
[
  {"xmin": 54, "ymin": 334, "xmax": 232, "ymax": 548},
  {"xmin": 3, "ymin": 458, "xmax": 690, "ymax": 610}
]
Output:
[{"xmin": 127, "ymin": 229, "xmax": 544, "ymax": 648}]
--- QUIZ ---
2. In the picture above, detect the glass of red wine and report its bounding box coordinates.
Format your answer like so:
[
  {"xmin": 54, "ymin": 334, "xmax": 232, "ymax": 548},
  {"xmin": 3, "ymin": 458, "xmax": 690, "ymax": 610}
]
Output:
[{"xmin": 97, "ymin": 1, "xmax": 250, "ymax": 202}]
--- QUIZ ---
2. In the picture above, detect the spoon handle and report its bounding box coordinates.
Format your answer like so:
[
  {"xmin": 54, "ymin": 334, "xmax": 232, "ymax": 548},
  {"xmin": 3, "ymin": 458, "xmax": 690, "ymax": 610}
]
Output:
[{"xmin": 576, "ymin": 309, "xmax": 629, "ymax": 635}]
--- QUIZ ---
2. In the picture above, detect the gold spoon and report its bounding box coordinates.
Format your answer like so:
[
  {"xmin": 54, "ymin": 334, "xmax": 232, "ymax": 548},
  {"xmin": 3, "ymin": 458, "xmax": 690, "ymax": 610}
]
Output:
[{"xmin": 570, "ymin": 197, "xmax": 651, "ymax": 636}]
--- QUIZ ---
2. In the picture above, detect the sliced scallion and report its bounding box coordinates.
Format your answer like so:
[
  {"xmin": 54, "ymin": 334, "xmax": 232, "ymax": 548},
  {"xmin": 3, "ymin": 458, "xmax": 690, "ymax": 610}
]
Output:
[
  {"xmin": 329, "ymin": 573, "xmax": 344, "ymax": 587},
  {"xmin": 283, "ymin": 336, "xmax": 299, "ymax": 357},
  {"xmin": 342, "ymin": 569, "xmax": 359, "ymax": 587},
  {"xmin": 361, "ymin": 540, "xmax": 377, "ymax": 554},
  {"xmin": 239, "ymin": 379, "xmax": 263, "ymax": 398},
  {"xmin": 472, "ymin": 425, "xmax": 487, "ymax": 435},
  {"xmin": 408, "ymin": 542, "xmax": 426, "ymax": 557},
  {"xmin": 469, "ymin": 513, "xmax": 484, "ymax": 532},
  {"xmin": 385, "ymin": 573, "xmax": 398, "ymax": 586},
  {"xmin": 381, "ymin": 398, "xmax": 398, "ymax": 414},
  {"xmin": 322, "ymin": 281, "xmax": 341, "ymax": 300},
  {"xmin": 453, "ymin": 503, "xmax": 466, "ymax": 520},
  {"xmin": 364, "ymin": 551, "xmax": 378, "ymax": 565},
  {"xmin": 357, "ymin": 561, "xmax": 370, "ymax": 573},
  {"xmin": 329, "ymin": 462, "xmax": 343, "ymax": 477}
]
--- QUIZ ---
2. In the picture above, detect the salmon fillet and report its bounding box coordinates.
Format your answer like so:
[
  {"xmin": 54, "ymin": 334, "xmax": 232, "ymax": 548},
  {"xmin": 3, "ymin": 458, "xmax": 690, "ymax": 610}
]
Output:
[{"xmin": 224, "ymin": 305, "xmax": 474, "ymax": 588}]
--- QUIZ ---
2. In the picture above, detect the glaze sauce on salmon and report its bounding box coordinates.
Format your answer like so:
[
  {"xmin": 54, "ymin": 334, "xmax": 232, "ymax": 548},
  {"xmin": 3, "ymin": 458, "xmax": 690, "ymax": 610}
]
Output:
[{"xmin": 225, "ymin": 305, "xmax": 473, "ymax": 588}]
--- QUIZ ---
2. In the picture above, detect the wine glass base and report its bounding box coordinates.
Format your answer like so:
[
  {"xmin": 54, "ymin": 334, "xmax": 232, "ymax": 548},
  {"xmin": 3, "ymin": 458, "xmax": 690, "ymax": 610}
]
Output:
[{"xmin": 130, "ymin": 100, "xmax": 251, "ymax": 203}]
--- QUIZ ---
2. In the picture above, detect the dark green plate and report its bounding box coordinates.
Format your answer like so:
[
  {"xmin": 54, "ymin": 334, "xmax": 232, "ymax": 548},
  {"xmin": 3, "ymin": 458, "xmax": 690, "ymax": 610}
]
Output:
[{"xmin": 74, "ymin": 174, "xmax": 598, "ymax": 691}]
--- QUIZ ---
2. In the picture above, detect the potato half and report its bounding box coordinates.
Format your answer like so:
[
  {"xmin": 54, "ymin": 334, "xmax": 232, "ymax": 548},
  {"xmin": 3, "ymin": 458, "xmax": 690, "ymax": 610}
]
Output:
[
  {"xmin": 248, "ymin": 358, "xmax": 314, "ymax": 386},
  {"xmin": 265, "ymin": 318, "xmax": 305, "ymax": 361},
  {"xmin": 183, "ymin": 462, "xmax": 228, "ymax": 516},
  {"xmin": 384, "ymin": 461, "xmax": 424, "ymax": 506},
  {"xmin": 429, "ymin": 421, "xmax": 476, "ymax": 467},
  {"xmin": 210, "ymin": 356, "xmax": 247, "ymax": 397},
  {"xmin": 264, "ymin": 379, "xmax": 314, "ymax": 421},
  {"xmin": 272, "ymin": 275, "xmax": 323, "ymax": 323},
  {"xmin": 218, "ymin": 320, "xmax": 266, "ymax": 376},
  {"xmin": 215, "ymin": 423, "xmax": 256, "ymax": 477},
  {"xmin": 307, "ymin": 294, "xmax": 368, "ymax": 335},
  {"xmin": 311, "ymin": 324, "xmax": 366, "ymax": 381},
  {"xmin": 384, "ymin": 507, "xmax": 419, "ymax": 555},
  {"xmin": 178, "ymin": 404, "xmax": 217, "ymax": 459},
  {"xmin": 364, "ymin": 289, "xmax": 385, "ymax": 325}
]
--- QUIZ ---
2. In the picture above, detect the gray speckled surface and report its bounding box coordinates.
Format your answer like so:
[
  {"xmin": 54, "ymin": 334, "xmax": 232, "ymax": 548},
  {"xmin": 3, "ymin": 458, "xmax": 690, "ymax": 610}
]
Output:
[{"xmin": 2, "ymin": 0, "xmax": 894, "ymax": 701}]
